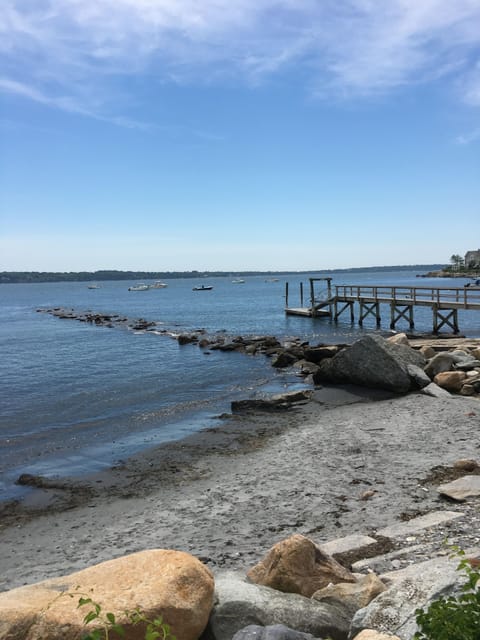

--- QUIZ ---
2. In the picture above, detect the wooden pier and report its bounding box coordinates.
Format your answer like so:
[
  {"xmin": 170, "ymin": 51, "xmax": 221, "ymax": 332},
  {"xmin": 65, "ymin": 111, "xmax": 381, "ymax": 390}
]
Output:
[
  {"xmin": 285, "ymin": 278, "xmax": 333, "ymax": 318},
  {"xmin": 285, "ymin": 280, "xmax": 480, "ymax": 334}
]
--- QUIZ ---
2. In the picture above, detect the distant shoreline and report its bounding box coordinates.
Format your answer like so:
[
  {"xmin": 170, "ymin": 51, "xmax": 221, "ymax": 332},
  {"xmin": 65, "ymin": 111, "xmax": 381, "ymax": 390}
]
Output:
[
  {"xmin": 421, "ymin": 269, "xmax": 480, "ymax": 279},
  {"xmin": 0, "ymin": 264, "xmax": 445, "ymax": 284}
]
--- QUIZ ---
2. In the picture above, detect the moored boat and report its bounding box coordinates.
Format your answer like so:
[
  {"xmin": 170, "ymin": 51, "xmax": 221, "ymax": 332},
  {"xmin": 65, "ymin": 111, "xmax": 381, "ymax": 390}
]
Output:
[
  {"xmin": 128, "ymin": 283, "xmax": 149, "ymax": 291},
  {"xmin": 192, "ymin": 285, "xmax": 213, "ymax": 291},
  {"xmin": 149, "ymin": 281, "xmax": 168, "ymax": 289}
]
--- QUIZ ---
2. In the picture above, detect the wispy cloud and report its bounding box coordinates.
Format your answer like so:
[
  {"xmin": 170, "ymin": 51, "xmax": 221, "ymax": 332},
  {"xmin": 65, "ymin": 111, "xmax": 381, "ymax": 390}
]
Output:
[
  {"xmin": 2, "ymin": 1, "xmax": 480, "ymax": 117},
  {"xmin": 456, "ymin": 127, "xmax": 480, "ymax": 145}
]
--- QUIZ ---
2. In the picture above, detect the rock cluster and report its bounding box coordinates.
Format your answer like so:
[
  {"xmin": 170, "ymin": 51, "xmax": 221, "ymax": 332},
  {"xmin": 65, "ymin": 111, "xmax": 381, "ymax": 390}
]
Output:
[
  {"xmin": 2, "ymin": 508, "xmax": 479, "ymax": 640},
  {"xmin": 306, "ymin": 333, "xmax": 480, "ymax": 398}
]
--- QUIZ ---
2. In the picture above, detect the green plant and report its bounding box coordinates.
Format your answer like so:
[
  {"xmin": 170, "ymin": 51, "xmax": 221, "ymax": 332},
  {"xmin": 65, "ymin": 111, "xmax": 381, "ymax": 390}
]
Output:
[
  {"xmin": 78, "ymin": 596, "xmax": 176, "ymax": 640},
  {"xmin": 414, "ymin": 547, "xmax": 480, "ymax": 640}
]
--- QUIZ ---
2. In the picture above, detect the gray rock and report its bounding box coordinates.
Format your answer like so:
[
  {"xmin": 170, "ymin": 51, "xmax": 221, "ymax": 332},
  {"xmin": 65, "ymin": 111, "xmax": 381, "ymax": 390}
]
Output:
[
  {"xmin": 319, "ymin": 534, "xmax": 377, "ymax": 558},
  {"xmin": 454, "ymin": 360, "xmax": 480, "ymax": 371},
  {"xmin": 437, "ymin": 475, "xmax": 480, "ymax": 501},
  {"xmin": 450, "ymin": 349, "xmax": 476, "ymax": 364},
  {"xmin": 272, "ymin": 351, "xmax": 300, "ymax": 368},
  {"xmin": 312, "ymin": 335, "xmax": 425, "ymax": 393},
  {"xmin": 209, "ymin": 571, "xmax": 350, "ymax": 640},
  {"xmin": 424, "ymin": 352, "xmax": 455, "ymax": 379},
  {"xmin": 376, "ymin": 510, "xmax": 464, "ymax": 539},
  {"xmin": 349, "ymin": 555, "xmax": 470, "ymax": 639},
  {"xmin": 420, "ymin": 382, "xmax": 451, "ymax": 398},
  {"xmin": 232, "ymin": 624, "xmax": 320, "ymax": 640},
  {"xmin": 406, "ymin": 364, "xmax": 431, "ymax": 389},
  {"xmin": 304, "ymin": 346, "xmax": 339, "ymax": 363}
]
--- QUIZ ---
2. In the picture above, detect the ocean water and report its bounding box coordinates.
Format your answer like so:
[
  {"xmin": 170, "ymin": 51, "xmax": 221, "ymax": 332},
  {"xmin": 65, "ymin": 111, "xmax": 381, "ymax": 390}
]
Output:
[{"xmin": 1, "ymin": 269, "xmax": 478, "ymax": 501}]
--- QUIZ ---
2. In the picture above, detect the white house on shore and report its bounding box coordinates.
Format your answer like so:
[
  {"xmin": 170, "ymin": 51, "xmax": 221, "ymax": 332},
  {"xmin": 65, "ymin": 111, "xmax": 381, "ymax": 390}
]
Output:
[{"xmin": 465, "ymin": 249, "xmax": 480, "ymax": 268}]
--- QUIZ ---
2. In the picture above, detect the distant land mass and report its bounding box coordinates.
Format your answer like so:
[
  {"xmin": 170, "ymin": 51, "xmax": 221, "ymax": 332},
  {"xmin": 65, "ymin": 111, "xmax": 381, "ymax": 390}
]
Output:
[{"xmin": 0, "ymin": 265, "xmax": 446, "ymax": 284}]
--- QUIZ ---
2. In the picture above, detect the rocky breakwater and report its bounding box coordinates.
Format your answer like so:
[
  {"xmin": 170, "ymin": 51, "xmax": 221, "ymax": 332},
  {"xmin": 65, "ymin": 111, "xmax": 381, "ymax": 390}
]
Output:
[{"xmin": 178, "ymin": 326, "xmax": 480, "ymax": 401}]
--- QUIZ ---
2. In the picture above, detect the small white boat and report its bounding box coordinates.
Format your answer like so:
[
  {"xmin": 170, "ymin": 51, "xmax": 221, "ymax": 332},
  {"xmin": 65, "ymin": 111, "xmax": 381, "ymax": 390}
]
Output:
[
  {"xmin": 87, "ymin": 284, "xmax": 100, "ymax": 289},
  {"xmin": 193, "ymin": 285, "xmax": 213, "ymax": 291},
  {"xmin": 232, "ymin": 278, "xmax": 245, "ymax": 284},
  {"xmin": 128, "ymin": 283, "xmax": 149, "ymax": 291},
  {"xmin": 149, "ymin": 281, "xmax": 168, "ymax": 289}
]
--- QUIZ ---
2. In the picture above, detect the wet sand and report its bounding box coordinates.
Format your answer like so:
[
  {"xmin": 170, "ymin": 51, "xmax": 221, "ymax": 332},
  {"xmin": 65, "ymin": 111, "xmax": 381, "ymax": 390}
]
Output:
[{"xmin": 0, "ymin": 386, "xmax": 479, "ymax": 592}]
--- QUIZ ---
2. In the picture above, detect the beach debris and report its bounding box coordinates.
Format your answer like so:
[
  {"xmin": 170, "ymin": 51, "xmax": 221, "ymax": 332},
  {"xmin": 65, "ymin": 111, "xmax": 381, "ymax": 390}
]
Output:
[
  {"xmin": 231, "ymin": 390, "xmax": 312, "ymax": 413},
  {"xmin": 359, "ymin": 490, "xmax": 376, "ymax": 501},
  {"xmin": 247, "ymin": 534, "xmax": 356, "ymax": 598}
]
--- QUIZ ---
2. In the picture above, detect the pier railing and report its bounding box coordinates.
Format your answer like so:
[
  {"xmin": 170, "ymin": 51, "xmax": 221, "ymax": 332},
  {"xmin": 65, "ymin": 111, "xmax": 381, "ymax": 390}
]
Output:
[{"xmin": 334, "ymin": 285, "xmax": 480, "ymax": 309}]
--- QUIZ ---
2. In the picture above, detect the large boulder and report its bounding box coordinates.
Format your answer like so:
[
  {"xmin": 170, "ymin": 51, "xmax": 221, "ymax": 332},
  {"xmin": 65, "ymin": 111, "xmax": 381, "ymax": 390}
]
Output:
[
  {"xmin": 0, "ymin": 550, "xmax": 214, "ymax": 640},
  {"xmin": 312, "ymin": 335, "xmax": 425, "ymax": 393},
  {"xmin": 209, "ymin": 570, "xmax": 351, "ymax": 640},
  {"xmin": 247, "ymin": 534, "xmax": 356, "ymax": 597}
]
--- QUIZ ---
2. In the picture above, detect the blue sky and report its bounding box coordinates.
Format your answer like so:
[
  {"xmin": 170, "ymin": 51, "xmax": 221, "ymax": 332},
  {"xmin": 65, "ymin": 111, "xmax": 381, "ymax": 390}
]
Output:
[{"xmin": 1, "ymin": 1, "xmax": 479, "ymax": 272}]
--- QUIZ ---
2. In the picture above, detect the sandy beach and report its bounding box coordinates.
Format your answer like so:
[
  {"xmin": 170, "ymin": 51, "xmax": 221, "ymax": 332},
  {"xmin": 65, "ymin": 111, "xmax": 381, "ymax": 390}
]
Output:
[{"xmin": 1, "ymin": 386, "xmax": 479, "ymax": 593}]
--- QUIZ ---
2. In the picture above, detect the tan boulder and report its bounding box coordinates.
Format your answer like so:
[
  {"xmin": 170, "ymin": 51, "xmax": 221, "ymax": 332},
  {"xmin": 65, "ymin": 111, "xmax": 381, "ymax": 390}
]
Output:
[
  {"xmin": 419, "ymin": 345, "xmax": 436, "ymax": 359},
  {"xmin": 454, "ymin": 458, "xmax": 479, "ymax": 471},
  {"xmin": 472, "ymin": 347, "xmax": 480, "ymax": 360},
  {"xmin": 353, "ymin": 631, "xmax": 401, "ymax": 639},
  {"xmin": 312, "ymin": 572, "xmax": 386, "ymax": 616},
  {"xmin": 386, "ymin": 333, "xmax": 409, "ymax": 346},
  {"xmin": 246, "ymin": 534, "xmax": 356, "ymax": 597},
  {"xmin": 0, "ymin": 549, "xmax": 214, "ymax": 640},
  {"xmin": 433, "ymin": 370, "xmax": 467, "ymax": 392}
]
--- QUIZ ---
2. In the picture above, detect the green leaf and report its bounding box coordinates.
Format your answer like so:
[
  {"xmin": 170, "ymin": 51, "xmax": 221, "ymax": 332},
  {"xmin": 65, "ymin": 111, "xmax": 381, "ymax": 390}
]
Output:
[{"xmin": 83, "ymin": 611, "xmax": 100, "ymax": 625}]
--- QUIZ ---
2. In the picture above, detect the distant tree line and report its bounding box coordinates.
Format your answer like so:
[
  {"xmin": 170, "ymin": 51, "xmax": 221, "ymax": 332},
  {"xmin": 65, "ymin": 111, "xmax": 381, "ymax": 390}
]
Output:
[{"xmin": 0, "ymin": 265, "xmax": 445, "ymax": 284}]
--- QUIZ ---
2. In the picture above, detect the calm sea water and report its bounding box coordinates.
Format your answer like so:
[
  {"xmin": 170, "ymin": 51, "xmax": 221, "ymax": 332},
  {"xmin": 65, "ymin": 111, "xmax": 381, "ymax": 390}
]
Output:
[{"xmin": 1, "ymin": 269, "xmax": 478, "ymax": 501}]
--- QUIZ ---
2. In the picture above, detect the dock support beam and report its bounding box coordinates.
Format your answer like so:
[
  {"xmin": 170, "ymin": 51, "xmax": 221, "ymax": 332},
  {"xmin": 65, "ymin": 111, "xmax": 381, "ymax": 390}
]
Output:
[
  {"xmin": 433, "ymin": 306, "xmax": 459, "ymax": 334},
  {"xmin": 359, "ymin": 300, "xmax": 381, "ymax": 327},
  {"xmin": 334, "ymin": 300, "xmax": 354, "ymax": 323},
  {"xmin": 390, "ymin": 303, "xmax": 414, "ymax": 330}
]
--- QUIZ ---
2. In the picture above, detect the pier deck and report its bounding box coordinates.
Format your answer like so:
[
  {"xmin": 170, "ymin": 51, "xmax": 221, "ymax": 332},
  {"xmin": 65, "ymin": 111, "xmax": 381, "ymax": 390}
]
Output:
[{"xmin": 285, "ymin": 281, "xmax": 480, "ymax": 333}]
